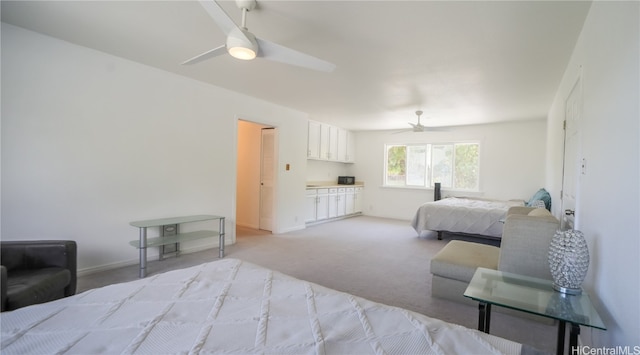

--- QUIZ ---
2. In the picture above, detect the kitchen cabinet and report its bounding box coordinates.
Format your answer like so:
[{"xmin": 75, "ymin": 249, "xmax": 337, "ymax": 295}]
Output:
[
  {"xmin": 316, "ymin": 189, "xmax": 329, "ymax": 220},
  {"xmin": 337, "ymin": 128, "xmax": 347, "ymax": 162},
  {"xmin": 306, "ymin": 188, "xmax": 330, "ymax": 222},
  {"xmin": 307, "ymin": 121, "xmax": 321, "ymax": 159},
  {"xmin": 345, "ymin": 130, "xmax": 355, "ymax": 163},
  {"xmin": 336, "ymin": 187, "xmax": 346, "ymax": 216},
  {"xmin": 328, "ymin": 188, "xmax": 338, "ymax": 218},
  {"xmin": 328, "ymin": 125, "xmax": 338, "ymax": 161},
  {"xmin": 319, "ymin": 124, "xmax": 330, "ymax": 160},
  {"xmin": 337, "ymin": 129, "xmax": 356, "ymax": 163},
  {"xmin": 305, "ymin": 185, "xmax": 364, "ymax": 225},
  {"xmin": 354, "ymin": 187, "xmax": 363, "ymax": 213},
  {"xmin": 345, "ymin": 187, "xmax": 355, "ymax": 215},
  {"xmin": 308, "ymin": 121, "xmax": 355, "ymax": 163}
]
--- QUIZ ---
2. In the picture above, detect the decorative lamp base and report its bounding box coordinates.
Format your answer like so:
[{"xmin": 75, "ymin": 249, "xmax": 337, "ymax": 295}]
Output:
[{"xmin": 553, "ymin": 283, "xmax": 582, "ymax": 295}]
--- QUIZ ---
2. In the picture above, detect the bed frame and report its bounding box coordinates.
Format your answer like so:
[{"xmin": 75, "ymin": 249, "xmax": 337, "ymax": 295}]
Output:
[{"xmin": 413, "ymin": 183, "xmax": 522, "ymax": 242}]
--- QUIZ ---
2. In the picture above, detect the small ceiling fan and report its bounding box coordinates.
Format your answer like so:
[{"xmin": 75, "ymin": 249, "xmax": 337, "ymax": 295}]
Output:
[
  {"xmin": 409, "ymin": 110, "xmax": 429, "ymax": 132},
  {"xmin": 182, "ymin": 0, "xmax": 336, "ymax": 72},
  {"xmin": 394, "ymin": 110, "xmax": 445, "ymax": 133}
]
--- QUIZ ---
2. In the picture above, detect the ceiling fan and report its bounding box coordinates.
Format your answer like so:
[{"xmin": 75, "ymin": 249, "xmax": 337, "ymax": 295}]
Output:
[
  {"xmin": 182, "ymin": 0, "xmax": 336, "ymax": 72},
  {"xmin": 409, "ymin": 110, "xmax": 429, "ymax": 132},
  {"xmin": 393, "ymin": 110, "xmax": 446, "ymax": 133}
]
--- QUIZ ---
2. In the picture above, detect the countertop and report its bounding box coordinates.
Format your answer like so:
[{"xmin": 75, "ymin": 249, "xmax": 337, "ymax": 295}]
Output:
[{"xmin": 306, "ymin": 181, "xmax": 364, "ymax": 188}]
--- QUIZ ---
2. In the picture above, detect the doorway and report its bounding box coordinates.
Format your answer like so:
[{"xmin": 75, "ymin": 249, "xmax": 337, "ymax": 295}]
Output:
[{"xmin": 236, "ymin": 120, "xmax": 277, "ymax": 232}]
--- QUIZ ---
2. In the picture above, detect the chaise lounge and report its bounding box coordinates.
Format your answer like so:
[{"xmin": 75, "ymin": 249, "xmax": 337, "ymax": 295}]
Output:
[{"xmin": 430, "ymin": 206, "xmax": 560, "ymax": 308}]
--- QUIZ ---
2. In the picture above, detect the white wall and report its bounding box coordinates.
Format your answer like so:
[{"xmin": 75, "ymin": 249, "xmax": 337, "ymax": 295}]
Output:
[
  {"xmin": 351, "ymin": 120, "xmax": 547, "ymax": 220},
  {"xmin": 546, "ymin": 2, "xmax": 639, "ymax": 347},
  {"xmin": 306, "ymin": 159, "xmax": 352, "ymax": 183},
  {"xmin": 1, "ymin": 24, "xmax": 309, "ymax": 273}
]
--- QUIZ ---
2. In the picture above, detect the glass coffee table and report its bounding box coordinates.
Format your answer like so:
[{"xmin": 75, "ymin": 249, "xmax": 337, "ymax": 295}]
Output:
[{"xmin": 464, "ymin": 267, "xmax": 605, "ymax": 355}]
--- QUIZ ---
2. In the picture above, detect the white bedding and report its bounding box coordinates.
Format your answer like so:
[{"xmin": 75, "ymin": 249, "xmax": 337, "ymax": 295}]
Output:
[
  {"xmin": 1, "ymin": 258, "xmax": 522, "ymax": 354},
  {"xmin": 411, "ymin": 197, "xmax": 525, "ymax": 238}
]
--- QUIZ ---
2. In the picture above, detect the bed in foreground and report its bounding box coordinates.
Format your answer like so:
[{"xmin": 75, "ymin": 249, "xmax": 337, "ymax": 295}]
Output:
[{"xmin": 1, "ymin": 258, "xmax": 528, "ymax": 354}]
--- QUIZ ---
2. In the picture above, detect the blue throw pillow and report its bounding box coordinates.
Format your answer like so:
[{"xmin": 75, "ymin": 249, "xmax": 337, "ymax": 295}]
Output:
[{"xmin": 527, "ymin": 188, "xmax": 551, "ymax": 211}]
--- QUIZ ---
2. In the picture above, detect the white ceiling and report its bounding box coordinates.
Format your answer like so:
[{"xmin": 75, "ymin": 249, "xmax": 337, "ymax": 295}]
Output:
[{"xmin": 1, "ymin": 0, "xmax": 591, "ymax": 131}]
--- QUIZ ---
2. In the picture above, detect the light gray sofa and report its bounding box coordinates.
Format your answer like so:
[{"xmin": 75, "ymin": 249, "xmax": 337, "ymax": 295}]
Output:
[{"xmin": 430, "ymin": 206, "xmax": 560, "ymax": 309}]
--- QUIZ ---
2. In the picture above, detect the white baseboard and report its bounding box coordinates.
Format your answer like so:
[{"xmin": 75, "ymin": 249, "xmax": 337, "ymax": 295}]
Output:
[
  {"xmin": 304, "ymin": 213, "xmax": 363, "ymax": 227},
  {"xmin": 77, "ymin": 258, "xmax": 139, "ymax": 277},
  {"xmin": 236, "ymin": 222, "xmax": 259, "ymax": 229},
  {"xmin": 77, "ymin": 244, "xmax": 226, "ymax": 277},
  {"xmin": 278, "ymin": 224, "xmax": 306, "ymax": 233}
]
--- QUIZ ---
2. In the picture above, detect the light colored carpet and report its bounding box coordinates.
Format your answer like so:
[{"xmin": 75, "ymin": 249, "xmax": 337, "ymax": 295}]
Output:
[{"xmin": 78, "ymin": 215, "xmax": 556, "ymax": 353}]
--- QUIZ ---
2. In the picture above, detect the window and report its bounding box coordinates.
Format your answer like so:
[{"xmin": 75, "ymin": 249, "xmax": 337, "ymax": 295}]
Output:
[{"xmin": 385, "ymin": 142, "xmax": 479, "ymax": 190}]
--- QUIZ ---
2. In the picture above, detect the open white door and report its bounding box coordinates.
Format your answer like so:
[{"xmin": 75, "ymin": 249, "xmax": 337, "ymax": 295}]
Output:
[
  {"xmin": 561, "ymin": 74, "xmax": 583, "ymax": 230},
  {"xmin": 259, "ymin": 128, "xmax": 275, "ymax": 231}
]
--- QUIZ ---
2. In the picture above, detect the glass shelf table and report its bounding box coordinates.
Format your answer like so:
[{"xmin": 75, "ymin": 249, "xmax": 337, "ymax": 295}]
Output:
[
  {"xmin": 464, "ymin": 267, "xmax": 605, "ymax": 355},
  {"xmin": 130, "ymin": 215, "xmax": 225, "ymax": 278}
]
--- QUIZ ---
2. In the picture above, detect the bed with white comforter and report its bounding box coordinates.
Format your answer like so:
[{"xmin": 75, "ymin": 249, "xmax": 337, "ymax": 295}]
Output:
[
  {"xmin": 1, "ymin": 258, "xmax": 526, "ymax": 354},
  {"xmin": 411, "ymin": 197, "xmax": 525, "ymax": 239}
]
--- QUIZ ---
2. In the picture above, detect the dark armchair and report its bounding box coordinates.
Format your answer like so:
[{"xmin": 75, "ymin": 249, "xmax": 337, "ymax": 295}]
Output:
[{"xmin": 1, "ymin": 240, "xmax": 77, "ymax": 312}]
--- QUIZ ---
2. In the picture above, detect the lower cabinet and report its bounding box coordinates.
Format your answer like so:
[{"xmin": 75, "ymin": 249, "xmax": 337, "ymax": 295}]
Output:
[
  {"xmin": 328, "ymin": 188, "xmax": 338, "ymax": 218},
  {"xmin": 306, "ymin": 188, "xmax": 330, "ymax": 223},
  {"xmin": 316, "ymin": 189, "xmax": 329, "ymax": 220},
  {"xmin": 354, "ymin": 187, "xmax": 363, "ymax": 213},
  {"xmin": 306, "ymin": 186, "xmax": 363, "ymax": 225},
  {"xmin": 345, "ymin": 187, "xmax": 355, "ymax": 215},
  {"xmin": 336, "ymin": 188, "xmax": 346, "ymax": 216}
]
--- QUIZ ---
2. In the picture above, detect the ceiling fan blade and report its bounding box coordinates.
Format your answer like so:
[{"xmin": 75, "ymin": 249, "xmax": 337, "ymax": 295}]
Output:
[
  {"xmin": 198, "ymin": 0, "xmax": 241, "ymax": 37},
  {"xmin": 426, "ymin": 126, "xmax": 449, "ymax": 132},
  {"xmin": 392, "ymin": 129, "xmax": 413, "ymax": 135},
  {"xmin": 182, "ymin": 45, "xmax": 227, "ymax": 65},
  {"xmin": 255, "ymin": 37, "xmax": 336, "ymax": 73}
]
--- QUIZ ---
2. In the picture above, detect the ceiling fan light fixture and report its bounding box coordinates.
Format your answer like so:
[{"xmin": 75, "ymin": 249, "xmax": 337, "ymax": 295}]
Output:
[
  {"xmin": 184, "ymin": 0, "xmax": 335, "ymax": 71},
  {"xmin": 227, "ymin": 27, "xmax": 258, "ymax": 60},
  {"xmin": 228, "ymin": 46, "xmax": 256, "ymax": 60}
]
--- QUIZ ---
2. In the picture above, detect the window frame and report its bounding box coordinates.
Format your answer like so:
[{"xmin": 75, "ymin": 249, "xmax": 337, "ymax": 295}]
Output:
[{"xmin": 383, "ymin": 141, "xmax": 481, "ymax": 192}]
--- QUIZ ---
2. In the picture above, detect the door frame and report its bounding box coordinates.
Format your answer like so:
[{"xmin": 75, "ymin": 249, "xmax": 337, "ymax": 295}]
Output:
[
  {"xmin": 259, "ymin": 127, "xmax": 276, "ymax": 231},
  {"xmin": 560, "ymin": 69, "xmax": 583, "ymax": 230},
  {"xmin": 234, "ymin": 117, "xmax": 279, "ymax": 233}
]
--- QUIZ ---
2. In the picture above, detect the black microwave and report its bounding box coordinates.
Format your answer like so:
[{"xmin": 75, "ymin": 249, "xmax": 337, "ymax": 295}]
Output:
[{"xmin": 338, "ymin": 176, "xmax": 355, "ymax": 185}]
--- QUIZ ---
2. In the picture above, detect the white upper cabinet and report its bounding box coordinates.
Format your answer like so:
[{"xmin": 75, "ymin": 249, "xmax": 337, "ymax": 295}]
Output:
[
  {"xmin": 338, "ymin": 129, "xmax": 355, "ymax": 163},
  {"xmin": 345, "ymin": 130, "xmax": 355, "ymax": 163},
  {"xmin": 337, "ymin": 128, "xmax": 347, "ymax": 162},
  {"xmin": 319, "ymin": 124, "xmax": 330, "ymax": 160},
  {"xmin": 308, "ymin": 121, "xmax": 355, "ymax": 163},
  {"xmin": 307, "ymin": 121, "xmax": 321, "ymax": 159},
  {"xmin": 328, "ymin": 125, "xmax": 339, "ymax": 161}
]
